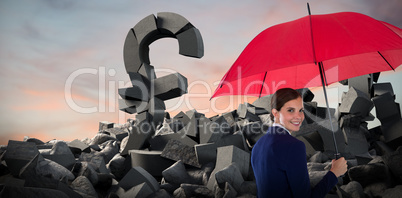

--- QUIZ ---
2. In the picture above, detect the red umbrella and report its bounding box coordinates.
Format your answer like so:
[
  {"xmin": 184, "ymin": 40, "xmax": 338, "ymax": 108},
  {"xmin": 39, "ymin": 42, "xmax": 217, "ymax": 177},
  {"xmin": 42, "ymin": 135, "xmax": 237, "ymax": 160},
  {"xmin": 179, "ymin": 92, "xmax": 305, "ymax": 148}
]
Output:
[
  {"xmin": 211, "ymin": 6, "xmax": 402, "ymax": 157},
  {"xmin": 212, "ymin": 11, "xmax": 402, "ymax": 98}
]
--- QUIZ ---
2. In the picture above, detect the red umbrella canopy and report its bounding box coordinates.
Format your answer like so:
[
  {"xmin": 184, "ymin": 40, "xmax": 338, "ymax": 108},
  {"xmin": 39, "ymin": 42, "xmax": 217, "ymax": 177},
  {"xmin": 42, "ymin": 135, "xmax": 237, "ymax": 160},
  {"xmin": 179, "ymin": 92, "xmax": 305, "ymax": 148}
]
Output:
[{"xmin": 211, "ymin": 12, "xmax": 402, "ymax": 98}]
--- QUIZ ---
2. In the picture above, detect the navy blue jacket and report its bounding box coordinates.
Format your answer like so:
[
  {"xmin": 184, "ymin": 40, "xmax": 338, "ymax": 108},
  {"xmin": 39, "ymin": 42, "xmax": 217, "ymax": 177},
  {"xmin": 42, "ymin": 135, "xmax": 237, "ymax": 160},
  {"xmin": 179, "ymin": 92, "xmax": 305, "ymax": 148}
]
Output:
[{"xmin": 251, "ymin": 126, "xmax": 338, "ymax": 198}]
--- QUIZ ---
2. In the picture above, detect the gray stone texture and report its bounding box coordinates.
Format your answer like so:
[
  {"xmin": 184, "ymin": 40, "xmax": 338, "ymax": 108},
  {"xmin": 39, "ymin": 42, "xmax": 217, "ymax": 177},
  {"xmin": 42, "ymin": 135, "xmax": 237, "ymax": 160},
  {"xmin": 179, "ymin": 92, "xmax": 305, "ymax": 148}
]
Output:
[
  {"xmin": 161, "ymin": 139, "xmax": 201, "ymax": 168},
  {"xmin": 348, "ymin": 75, "xmax": 371, "ymax": 97},
  {"xmin": 340, "ymin": 181, "xmax": 365, "ymax": 198},
  {"xmin": 371, "ymin": 82, "xmax": 394, "ymax": 98},
  {"xmin": 348, "ymin": 163, "xmax": 392, "ymax": 187},
  {"xmin": 119, "ymin": 167, "xmax": 159, "ymax": 192},
  {"xmin": 173, "ymin": 183, "xmax": 214, "ymax": 198},
  {"xmin": 162, "ymin": 160, "xmax": 192, "ymax": 185},
  {"xmin": 149, "ymin": 132, "xmax": 197, "ymax": 151},
  {"xmin": 339, "ymin": 87, "xmax": 373, "ymax": 117},
  {"xmin": 71, "ymin": 176, "xmax": 98, "ymax": 198},
  {"xmin": 207, "ymin": 146, "xmax": 250, "ymax": 190},
  {"xmin": 129, "ymin": 149, "xmax": 174, "ymax": 177},
  {"xmin": 4, "ymin": 140, "xmax": 40, "ymax": 176},
  {"xmin": 153, "ymin": 72, "xmax": 188, "ymax": 101},
  {"xmin": 176, "ymin": 27, "xmax": 204, "ymax": 58},
  {"xmin": 214, "ymin": 163, "xmax": 244, "ymax": 192}
]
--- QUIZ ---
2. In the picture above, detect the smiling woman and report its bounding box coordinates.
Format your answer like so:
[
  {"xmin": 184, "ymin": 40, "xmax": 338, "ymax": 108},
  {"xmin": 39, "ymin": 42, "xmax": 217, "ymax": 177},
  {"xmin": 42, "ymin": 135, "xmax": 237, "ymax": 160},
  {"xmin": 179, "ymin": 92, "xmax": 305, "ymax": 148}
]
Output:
[{"xmin": 251, "ymin": 88, "xmax": 348, "ymax": 198}]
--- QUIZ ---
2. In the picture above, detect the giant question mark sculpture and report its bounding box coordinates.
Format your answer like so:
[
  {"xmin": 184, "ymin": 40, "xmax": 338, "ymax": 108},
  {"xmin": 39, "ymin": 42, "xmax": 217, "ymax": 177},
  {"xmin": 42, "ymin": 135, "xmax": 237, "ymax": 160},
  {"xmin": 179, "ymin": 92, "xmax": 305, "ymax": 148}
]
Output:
[{"xmin": 119, "ymin": 12, "xmax": 204, "ymax": 128}]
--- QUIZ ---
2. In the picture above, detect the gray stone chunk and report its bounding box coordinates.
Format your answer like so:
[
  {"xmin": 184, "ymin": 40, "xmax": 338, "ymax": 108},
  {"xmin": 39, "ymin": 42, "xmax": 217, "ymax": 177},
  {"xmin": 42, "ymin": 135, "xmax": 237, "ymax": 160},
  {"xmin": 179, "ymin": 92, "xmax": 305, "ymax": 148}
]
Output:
[
  {"xmin": 382, "ymin": 119, "xmax": 402, "ymax": 149},
  {"xmin": 296, "ymin": 136, "xmax": 319, "ymax": 159},
  {"xmin": 138, "ymin": 63, "xmax": 156, "ymax": 81},
  {"xmin": 349, "ymin": 75, "xmax": 371, "ymax": 97},
  {"xmin": 71, "ymin": 176, "xmax": 98, "ymax": 198},
  {"xmin": 129, "ymin": 150, "xmax": 174, "ymax": 177},
  {"xmin": 104, "ymin": 128, "xmax": 128, "ymax": 142},
  {"xmin": 4, "ymin": 140, "xmax": 39, "ymax": 176},
  {"xmin": 147, "ymin": 97, "xmax": 166, "ymax": 127},
  {"xmin": 186, "ymin": 162, "xmax": 215, "ymax": 186},
  {"xmin": 90, "ymin": 133, "xmax": 116, "ymax": 146},
  {"xmin": 296, "ymin": 88, "xmax": 315, "ymax": 102},
  {"xmin": 79, "ymin": 152, "xmax": 109, "ymax": 174},
  {"xmin": 214, "ymin": 163, "xmax": 244, "ymax": 192},
  {"xmin": 223, "ymin": 182, "xmax": 238, "ymax": 198},
  {"xmin": 309, "ymin": 151, "xmax": 329, "ymax": 163},
  {"xmin": 185, "ymin": 109, "xmax": 205, "ymax": 119},
  {"xmin": 382, "ymin": 185, "xmax": 402, "ymax": 198},
  {"xmin": 133, "ymin": 14, "xmax": 158, "ymax": 47},
  {"xmin": 173, "ymin": 111, "xmax": 191, "ymax": 126},
  {"xmin": 161, "ymin": 139, "xmax": 201, "ymax": 168},
  {"xmin": 342, "ymin": 127, "xmax": 369, "ymax": 156},
  {"xmin": 36, "ymin": 158, "xmax": 75, "ymax": 181},
  {"xmin": 148, "ymin": 189, "xmax": 173, "ymax": 198},
  {"xmin": 178, "ymin": 113, "xmax": 199, "ymax": 138},
  {"xmin": 315, "ymin": 119, "xmax": 346, "ymax": 155},
  {"xmin": 157, "ymin": 12, "xmax": 191, "ymax": 35},
  {"xmin": 96, "ymin": 140, "xmax": 119, "ymax": 164},
  {"xmin": 118, "ymin": 86, "xmax": 149, "ymax": 102},
  {"xmin": 176, "ymin": 27, "xmax": 204, "ymax": 58},
  {"xmin": 162, "ymin": 160, "xmax": 191, "ymax": 185},
  {"xmin": 339, "ymin": 87, "xmax": 373, "ymax": 116},
  {"xmin": 119, "ymin": 182, "xmax": 154, "ymax": 198},
  {"xmin": 173, "ymin": 183, "xmax": 214, "ymax": 198},
  {"xmin": 150, "ymin": 132, "xmax": 197, "ymax": 151},
  {"xmin": 99, "ymin": 121, "xmax": 114, "ymax": 131},
  {"xmin": 106, "ymin": 154, "xmax": 127, "ymax": 180},
  {"xmin": 239, "ymin": 181, "xmax": 257, "ymax": 196},
  {"xmin": 153, "ymin": 73, "xmax": 188, "ymax": 101},
  {"xmin": 371, "ymin": 82, "xmax": 394, "ymax": 98},
  {"xmin": 382, "ymin": 148, "xmax": 402, "ymax": 180},
  {"xmin": 252, "ymin": 94, "xmax": 272, "ymax": 113},
  {"xmin": 68, "ymin": 139, "xmax": 90, "ymax": 154},
  {"xmin": 118, "ymin": 98, "xmax": 146, "ymax": 114},
  {"xmin": 42, "ymin": 142, "xmax": 76, "ymax": 170},
  {"xmin": 348, "ymin": 163, "xmax": 391, "ymax": 187},
  {"xmin": 237, "ymin": 103, "xmax": 261, "ymax": 122},
  {"xmin": 123, "ymin": 29, "xmax": 141, "ymax": 73},
  {"xmin": 241, "ymin": 121, "xmax": 266, "ymax": 146},
  {"xmin": 363, "ymin": 182, "xmax": 388, "ymax": 198},
  {"xmin": 119, "ymin": 167, "xmax": 159, "ymax": 192},
  {"xmin": 340, "ymin": 114, "xmax": 362, "ymax": 128},
  {"xmin": 372, "ymin": 92, "xmax": 400, "ymax": 123},
  {"xmin": 207, "ymin": 146, "xmax": 250, "ymax": 190},
  {"xmin": 72, "ymin": 161, "xmax": 99, "ymax": 185},
  {"xmin": 0, "ymin": 185, "xmax": 69, "ymax": 198},
  {"xmin": 24, "ymin": 137, "xmax": 45, "ymax": 145}
]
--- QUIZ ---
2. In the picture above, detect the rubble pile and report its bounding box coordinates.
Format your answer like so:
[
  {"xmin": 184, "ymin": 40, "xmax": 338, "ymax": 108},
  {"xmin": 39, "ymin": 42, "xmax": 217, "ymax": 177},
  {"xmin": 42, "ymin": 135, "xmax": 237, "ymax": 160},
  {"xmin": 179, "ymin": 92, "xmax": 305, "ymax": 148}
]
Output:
[{"xmin": 1, "ymin": 74, "xmax": 402, "ymax": 198}]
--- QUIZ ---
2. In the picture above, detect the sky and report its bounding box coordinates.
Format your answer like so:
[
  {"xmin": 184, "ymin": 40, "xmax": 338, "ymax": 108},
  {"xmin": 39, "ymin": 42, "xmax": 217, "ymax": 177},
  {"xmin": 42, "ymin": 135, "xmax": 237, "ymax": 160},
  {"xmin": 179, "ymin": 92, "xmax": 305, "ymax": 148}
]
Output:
[{"xmin": 1, "ymin": 0, "xmax": 401, "ymax": 145}]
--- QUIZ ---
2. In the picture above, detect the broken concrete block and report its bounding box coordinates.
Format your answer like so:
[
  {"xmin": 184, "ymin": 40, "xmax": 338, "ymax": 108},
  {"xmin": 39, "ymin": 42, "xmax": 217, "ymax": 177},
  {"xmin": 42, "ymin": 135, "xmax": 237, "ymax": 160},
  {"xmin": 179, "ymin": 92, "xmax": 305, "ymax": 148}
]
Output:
[
  {"xmin": 4, "ymin": 140, "xmax": 39, "ymax": 176},
  {"xmin": 129, "ymin": 150, "xmax": 174, "ymax": 177},
  {"xmin": 296, "ymin": 88, "xmax": 315, "ymax": 102},
  {"xmin": 96, "ymin": 141, "xmax": 119, "ymax": 164},
  {"xmin": 71, "ymin": 161, "xmax": 99, "ymax": 185},
  {"xmin": 207, "ymin": 145, "xmax": 250, "ymax": 190},
  {"xmin": 173, "ymin": 111, "xmax": 190, "ymax": 126},
  {"xmin": 237, "ymin": 103, "xmax": 261, "ymax": 122},
  {"xmin": 119, "ymin": 167, "xmax": 159, "ymax": 192},
  {"xmin": 185, "ymin": 109, "xmax": 205, "ymax": 120},
  {"xmin": 348, "ymin": 163, "xmax": 391, "ymax": 187},
  {"xmin": 315, "ymin": 120, "xmax": 346, "ymax": 155},
  {"xmin": 67, "ymin": 139, "xmax": 90, "ymax": 154},
  {"xmin": 149, "ymin": 132, "xmax": 197, "ymax": 151},
  {"xmin": 340, "ymin": 114, "xmax": 362, "ymax": 128},
  {"xmin": 107, "ymin": 154, "xmax": 128, "ymax": 180},
  {"xmin": 119, "ymin": 182, "xmax": 154, "ymax": 198},
  {"xmin": 372, "ymin": 92, "xmax": 400, "ymax": 123},
  {"xmin": 79, "ymin": 152, "xmax": 109, "ymax": 174},
  {"xmin": 147, "ymin": 97, "xmax": 166, "ymax": 127},
  {"xmin": 36, "ymin": 158, "xmax": 75, "ymax": 181},
  {"xmin": 71, "ymin": 176, "xmax": 98, "ymax": 198},
  {"xmin": 241, "ymin": 121, "xmax": 266, "ymax": 146},
  {"xmin": 118, "ymin": 98, "xmax": 147, "ymax": 114},
  {"xmin": 195, "ymin": 132, "xmax": 249, "ymax": 165},
  {"xmin": 123, "ymin": 29, "xmax": 141, "ymax": 73},
  {"xmin": 42, "ymin": 141, "xmax": 75, "ymax": 169},
  {"xmin": 214, "ymin": 163, "xmax": 244, "ymax": 192},
  {"xmin": 173, "ymin": 183, "xmax": 214, "ymax": 198},
  {"xmin": 178, "ymin": 113, "xmax": 199, "ymax": 138},
  {"xmin": 342, "ymin": 127, "xmax": 369, "ymax": 156},
  {"xmin": 0, "ymin": 185, "xmax": 70, "ymax": 198},
  {"xmin": 381, "ymin": 119, "xmax": 402, "ymax": 150},
  {"xmin": 176, "ymin": 27, "xmax": 204, "ymax": 58},
  {"xmin": 349, "ymin": 75, "xmax": 371, "ymax": 97},
  {"xmin": 138, "ymin": 63, "xmax": 156, "ymax": 81},
  {"xmin": 133, "ymin": 14, "xmax": 158, "ymax": 48},
  {"xmin": 162, "ymin": 160, "xmax": 191, "ymax": 185},
  {"xmin": 296, "ymin": 136, "xmax": 319, "ymax": 159},
  {"xmin": 157, "ymin": 12, "xmax": 191, "ymax": 35},
  {"xmin": 104, "ymin": 128, "xmax": 128, "ymax": 142},
  {"xmin": 90, "ymin": 133, "xmax": 116, "ymax": 146},
  {"xmin": 99, "ymin": 121, "xmax": 114, "ymax": 131},
  {"xmin": 153, "ymin": 73, "xmax": 188, "ymax": 101},
  {"xmin": 339, "ymin": 87, "xmax": 373, "ymax": 117},
  {"xmin": 371, "ymin": 82, "xmax": 394, "ymax": 98},
  {"xmin": 161, "ymin": 139, "xmax": 201, "ymax": 168},
  {"xmin": 118, "ymin": 85, "xmax": 149, "ymax": 102},
  {"xmin": 252, "ymin": 94, "xmax": 272, "ymax": 113},
  {"xmin": 154, "ymin": 118, "xmax": 175, "ymax": 136}
]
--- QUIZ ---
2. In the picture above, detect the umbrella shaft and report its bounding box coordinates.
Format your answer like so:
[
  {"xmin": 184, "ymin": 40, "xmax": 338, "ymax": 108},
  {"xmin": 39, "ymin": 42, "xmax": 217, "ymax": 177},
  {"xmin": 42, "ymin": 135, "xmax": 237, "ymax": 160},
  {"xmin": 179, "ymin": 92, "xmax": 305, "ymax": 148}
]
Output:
[{"xmin": 318, "ymin": 62, "xmax": 340, "ymax": 159}]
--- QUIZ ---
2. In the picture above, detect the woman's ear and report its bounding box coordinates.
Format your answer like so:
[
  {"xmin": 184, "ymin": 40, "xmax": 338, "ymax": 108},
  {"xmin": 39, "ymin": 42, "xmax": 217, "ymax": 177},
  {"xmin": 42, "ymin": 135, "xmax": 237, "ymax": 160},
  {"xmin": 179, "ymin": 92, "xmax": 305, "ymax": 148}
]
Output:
[{"xmin": 272, "ymin": 108, "xmax": 278, "ymax": 120}]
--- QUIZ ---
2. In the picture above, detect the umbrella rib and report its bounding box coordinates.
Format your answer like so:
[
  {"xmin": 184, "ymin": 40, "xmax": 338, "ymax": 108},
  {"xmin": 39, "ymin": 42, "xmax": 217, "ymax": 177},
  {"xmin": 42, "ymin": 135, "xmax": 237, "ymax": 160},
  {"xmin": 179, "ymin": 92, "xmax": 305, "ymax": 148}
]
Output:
[
  {"xmin": 258, "ymin": 72, "xmax": 267, "ymax": 98},
  {"xmin": 377, "ymin": 51, "xmax": 395, "ymax": 71}
]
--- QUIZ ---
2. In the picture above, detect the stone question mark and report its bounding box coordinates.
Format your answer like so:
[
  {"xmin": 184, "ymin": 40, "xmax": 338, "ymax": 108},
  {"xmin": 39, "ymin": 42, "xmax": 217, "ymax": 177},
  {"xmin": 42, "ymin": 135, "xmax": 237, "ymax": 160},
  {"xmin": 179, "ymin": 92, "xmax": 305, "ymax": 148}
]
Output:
[{"xmin": 118, "ymin": 12, "xmax": 204, "ymax": 127}]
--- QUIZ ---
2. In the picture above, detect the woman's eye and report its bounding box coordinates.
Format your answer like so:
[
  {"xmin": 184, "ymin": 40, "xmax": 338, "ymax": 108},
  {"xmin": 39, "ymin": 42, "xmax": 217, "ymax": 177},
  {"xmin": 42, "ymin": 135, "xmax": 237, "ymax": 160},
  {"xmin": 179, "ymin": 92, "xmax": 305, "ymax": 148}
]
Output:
[
  {"xmin": 300, "ymin": 109, "xmax": 304, "ymax": 113},
  {"xmin": 288, "ymin": 109, "xmax": 294, "ymax": 113}
]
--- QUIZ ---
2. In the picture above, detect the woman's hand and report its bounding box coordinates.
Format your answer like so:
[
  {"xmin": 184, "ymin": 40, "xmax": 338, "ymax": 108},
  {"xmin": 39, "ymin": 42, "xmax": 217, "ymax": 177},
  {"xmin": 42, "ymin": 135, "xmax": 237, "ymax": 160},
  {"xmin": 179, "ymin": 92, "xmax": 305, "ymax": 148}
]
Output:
[{"xmin": 330, "ymin": 157, "xmax": 348, "ymax": 177}]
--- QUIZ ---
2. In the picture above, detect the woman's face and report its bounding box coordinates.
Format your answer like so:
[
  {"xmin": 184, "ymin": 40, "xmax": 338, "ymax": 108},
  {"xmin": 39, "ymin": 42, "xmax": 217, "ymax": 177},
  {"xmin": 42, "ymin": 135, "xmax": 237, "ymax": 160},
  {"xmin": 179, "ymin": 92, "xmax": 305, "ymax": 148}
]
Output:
[{"xmin": 272, "ymin": 97, "xmax": 304, "ymax": 133}]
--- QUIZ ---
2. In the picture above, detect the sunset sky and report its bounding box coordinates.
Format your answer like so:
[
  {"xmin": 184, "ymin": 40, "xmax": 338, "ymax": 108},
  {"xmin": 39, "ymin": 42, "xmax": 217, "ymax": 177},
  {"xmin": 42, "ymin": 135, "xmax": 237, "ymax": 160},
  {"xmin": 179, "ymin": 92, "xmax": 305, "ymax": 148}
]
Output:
[{"xmin": 1, "ymin": 0, "xmax": 402, "ymax": 145}]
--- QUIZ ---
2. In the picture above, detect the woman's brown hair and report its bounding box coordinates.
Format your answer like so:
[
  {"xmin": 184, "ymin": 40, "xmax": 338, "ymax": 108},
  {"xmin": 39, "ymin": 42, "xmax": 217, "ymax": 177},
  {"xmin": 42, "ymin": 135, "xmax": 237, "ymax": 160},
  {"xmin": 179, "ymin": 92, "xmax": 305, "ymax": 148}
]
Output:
[{"xmin": 270, "ymin": 88, "xmax": 302, "ymax": 121}]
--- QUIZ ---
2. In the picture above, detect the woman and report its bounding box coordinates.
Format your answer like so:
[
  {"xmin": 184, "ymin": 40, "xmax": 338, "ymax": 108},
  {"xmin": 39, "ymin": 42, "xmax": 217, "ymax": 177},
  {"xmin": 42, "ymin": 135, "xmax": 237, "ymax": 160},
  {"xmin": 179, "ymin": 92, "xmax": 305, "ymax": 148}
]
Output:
[{"xmin": 251, "ymin": 88, "xmax": 347, "ymax": 198}]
